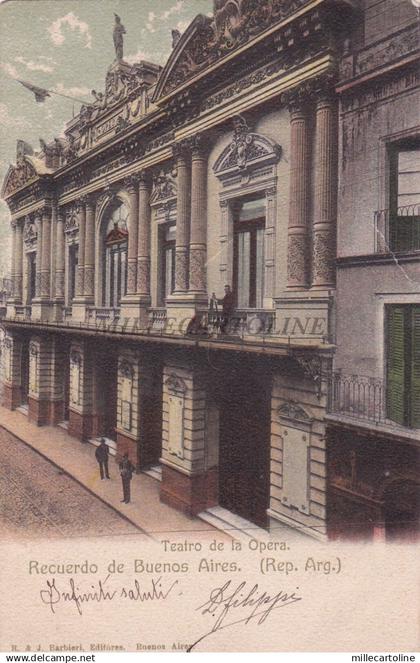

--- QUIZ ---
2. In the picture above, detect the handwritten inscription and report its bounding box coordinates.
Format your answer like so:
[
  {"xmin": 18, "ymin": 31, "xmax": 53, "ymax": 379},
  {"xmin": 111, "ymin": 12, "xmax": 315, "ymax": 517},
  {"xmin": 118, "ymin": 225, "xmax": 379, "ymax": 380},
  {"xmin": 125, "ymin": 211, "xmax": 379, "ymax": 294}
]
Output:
[
  {"xmin": 40, "ymin": 575, "xmax": 179, "ymax": 615},
  {"xmin": 188, "ymin": 579, "xmax": 303, "ymax": 651}
]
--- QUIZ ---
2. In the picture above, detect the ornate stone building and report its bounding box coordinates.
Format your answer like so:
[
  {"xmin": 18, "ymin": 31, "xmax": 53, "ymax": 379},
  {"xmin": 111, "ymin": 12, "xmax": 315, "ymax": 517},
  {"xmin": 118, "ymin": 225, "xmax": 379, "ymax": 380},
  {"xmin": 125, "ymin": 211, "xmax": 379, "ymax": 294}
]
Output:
[{"xmin": 1, "ymin": 0, "xmax": 418, "ymax": 540}]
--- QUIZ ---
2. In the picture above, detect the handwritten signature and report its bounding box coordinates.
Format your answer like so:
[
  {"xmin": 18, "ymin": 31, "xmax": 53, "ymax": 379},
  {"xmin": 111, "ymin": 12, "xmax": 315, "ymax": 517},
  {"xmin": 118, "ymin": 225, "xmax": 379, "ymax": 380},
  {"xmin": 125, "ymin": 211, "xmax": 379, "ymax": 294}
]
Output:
[
  {"xmin": 187, "ymin": 579, "xmax": 303, "ymax": 651},
  {"xmin": 40, "ymin": 575, "xmax": 179, "ymax": 615}
]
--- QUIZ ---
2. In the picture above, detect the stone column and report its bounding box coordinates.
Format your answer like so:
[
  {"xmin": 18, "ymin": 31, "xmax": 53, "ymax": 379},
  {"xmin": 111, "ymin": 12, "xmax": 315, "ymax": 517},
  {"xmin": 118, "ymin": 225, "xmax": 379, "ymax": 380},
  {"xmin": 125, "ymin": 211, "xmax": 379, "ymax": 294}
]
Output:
[
  {"xmin": 312, "ymin": 81, "xmax": 338, "ymax": 290},
  {"xmin": 34, "ymin": 211, "xmax": 42, "ymax": 298},
  {"xmin": 285, "ymin": 87, "xmax": 311, "ymax": 289},
  {"xmin": 83, "ymin": 195, "xmax": 95, "ymax": 300},
  {"xmin": 136, "ymin": 171, "xmax": 151, "ymax": 299},
  {"xmin": 76, "ymin": 199, "xmax": 86, "ymax": 297},
  {"xmin": 189, "ymin": 135, "xmax": 208, "ymax": 296},
  {"xmin": 50, "ymin": 205, "xmax": 57, "ymax": 299},
  {"xmin": 40, "ymin": 206, "xmax": 51, "ymax": 298},
  {"xmin": 173, "ymin": 142, "xmax": 191, "ymax": 294},
  {"xmin": 14, "ymin": 219, "xmax": 23, "ymax": 302},
  {"xmin": 10, "ymin": 221, "xmax": 17, "ymax": 300},
  {"xmin": 1, "ymin": 333, "xmax": 23, "ymax": 410},
  {"xmin": 55, "ymin": 209, "xmax": 65, "ymax": 301},
  {"xmin": 124, "ymin": 175, "xmax": 139, "ymax": 296}
]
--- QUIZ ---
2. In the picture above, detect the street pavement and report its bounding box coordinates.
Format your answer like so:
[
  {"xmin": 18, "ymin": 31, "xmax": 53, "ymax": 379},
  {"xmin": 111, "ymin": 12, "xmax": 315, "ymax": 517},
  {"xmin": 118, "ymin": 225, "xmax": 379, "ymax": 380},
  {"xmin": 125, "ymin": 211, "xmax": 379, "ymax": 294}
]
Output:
[
  {"xmin": 0, "ymin": 427, "xmax": 144, "ymax": 540},
  {"xmin": 0, "ymin": 406, "xmax": 226, "ymax": 543}
]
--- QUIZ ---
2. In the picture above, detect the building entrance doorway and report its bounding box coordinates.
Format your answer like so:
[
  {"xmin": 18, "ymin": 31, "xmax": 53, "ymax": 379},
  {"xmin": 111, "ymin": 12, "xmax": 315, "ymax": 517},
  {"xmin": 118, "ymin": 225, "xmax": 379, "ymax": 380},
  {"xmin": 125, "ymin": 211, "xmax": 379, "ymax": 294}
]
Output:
[
  {"xmin": 96, "ymin": 346, "xmax": 118, "ymax": 441},
  {"xmin": 20, "ymin": 341, "xmax": 29, "ymax": 406},
  {"xmin": 217, "ymin": 358, "xmax": 271, "ymax": 527}
]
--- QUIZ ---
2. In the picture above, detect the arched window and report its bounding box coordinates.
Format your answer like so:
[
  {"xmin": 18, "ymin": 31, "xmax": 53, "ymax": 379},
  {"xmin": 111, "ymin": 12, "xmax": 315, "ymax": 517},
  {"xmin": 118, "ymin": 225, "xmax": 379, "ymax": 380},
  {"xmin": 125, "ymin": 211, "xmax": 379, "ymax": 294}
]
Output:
[{"xmin": 103, "ymin": 203, "xmax": 129, "ymax": 308}]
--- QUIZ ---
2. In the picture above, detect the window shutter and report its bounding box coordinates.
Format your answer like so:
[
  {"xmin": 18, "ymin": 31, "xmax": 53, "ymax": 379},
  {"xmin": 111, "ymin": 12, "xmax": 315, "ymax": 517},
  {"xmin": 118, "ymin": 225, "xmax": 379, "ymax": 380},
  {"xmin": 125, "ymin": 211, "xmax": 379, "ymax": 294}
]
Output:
[
  {"xmin": 386, "ymin": 306, "xmax": 406, "ymax": 425},
  {"xmin": 410, "ymin": 306, "xmax": 420, "ymax": 428}
]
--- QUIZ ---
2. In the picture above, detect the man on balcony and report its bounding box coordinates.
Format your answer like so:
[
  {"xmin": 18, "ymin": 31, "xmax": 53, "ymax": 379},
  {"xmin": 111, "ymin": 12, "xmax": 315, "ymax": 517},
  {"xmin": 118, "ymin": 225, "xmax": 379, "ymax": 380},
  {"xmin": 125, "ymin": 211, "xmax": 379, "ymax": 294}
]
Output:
[{"xmin": 220, "ymin": 284, "xmax": 235, "ymax": 333}]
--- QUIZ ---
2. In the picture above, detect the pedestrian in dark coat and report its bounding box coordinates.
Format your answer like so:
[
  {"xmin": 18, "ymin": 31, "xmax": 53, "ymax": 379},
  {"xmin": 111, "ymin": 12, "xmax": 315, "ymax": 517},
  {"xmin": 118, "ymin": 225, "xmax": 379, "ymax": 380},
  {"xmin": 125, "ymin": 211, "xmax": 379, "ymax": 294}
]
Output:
[
  {"xmin": 95, "ymin": 438, "xmax": 110, "ymax": 480},
  {"xmin": 220, "ymin": 284, "xmax": 235, "ymax": 333},
  {"xmin": 119, "ymin": 452, "xmax": 135, "ymax": 503}
]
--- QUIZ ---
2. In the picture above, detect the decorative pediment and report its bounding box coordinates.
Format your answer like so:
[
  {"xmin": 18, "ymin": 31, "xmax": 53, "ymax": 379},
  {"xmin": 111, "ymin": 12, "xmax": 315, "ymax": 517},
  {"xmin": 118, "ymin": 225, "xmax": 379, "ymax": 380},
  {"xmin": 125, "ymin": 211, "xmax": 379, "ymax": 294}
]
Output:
[
  {"xmin": 106, "ymin": 222, "xmax": 128, "ymax": 245},
  {"xmin": 277, "ymin": 400, "xmax": 313, "ymax": 423},
  {"xmin": 150, "ymin": 169, "xmax": 177, "ymax": 205},
  {"xmin": 2, "ymin": 157, "xmax": 38, "ymax": 198},
  {"xmin": 64, "ymin": 201, "xmax": 81, "ymax": 235},
  {"xmin": 153, "ymin": 0, "xmax": 310, "ymax": 101},
  {"xmin": 213, "ymin": 116, "xmax": 281, "ymax": 178},
  {"xmin": 23, "ymin": 217, "xmax": 38, "ymax": 249}
]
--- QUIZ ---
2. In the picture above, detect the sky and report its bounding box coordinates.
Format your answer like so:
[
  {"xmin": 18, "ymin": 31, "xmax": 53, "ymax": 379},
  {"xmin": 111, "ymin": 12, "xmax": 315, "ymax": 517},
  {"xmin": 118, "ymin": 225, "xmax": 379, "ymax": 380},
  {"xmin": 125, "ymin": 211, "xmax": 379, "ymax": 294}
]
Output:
[{"xmin": 0, "ymin": 0, "xmax": 213, "ymax": 276}]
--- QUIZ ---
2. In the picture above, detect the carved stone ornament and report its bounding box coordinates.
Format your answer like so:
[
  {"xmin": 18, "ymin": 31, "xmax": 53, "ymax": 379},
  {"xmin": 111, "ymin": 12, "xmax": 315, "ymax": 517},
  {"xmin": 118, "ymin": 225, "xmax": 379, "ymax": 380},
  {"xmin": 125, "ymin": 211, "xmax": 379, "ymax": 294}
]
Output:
[
  {"xmin": 287, "ymin": 235, "xmax": 308, "ymax": 285},
  {"xmin": 213, "ymin": 116, "xmax": 281, "ymax": 179},
  {"xmin": 293, "ymin": 353, "xmax": 332, "ymax": 398},
  {"xmin": 2, "ymin": 158, "xmax": 38, "ymax": 197},
  {"xmin": 150, "ymin": 169, "xmax": 177, "ymax": 204},
  {"xmin": 64, "ymin": 202, "xmax": 81, "ymax": 235},
  {"xmin": 154, "ymin": 0, "xmax": 310, "ymax": 100},
  {"xmin": 119, "ymin": 359, "xmax": 134, "ymax": 379},
  {"xmin": 277, "ymin": 400, "xmax": 313, "ymax": 423},
  {"xmin": 70, "ymin": 350, "xmax": 82, "ymax": 366},
  {"xmin": 23, "ymin": 216, "xmax": 38, "ymax": 249},
  {"xmin": 97, "ymin": 185, "xmax": 119, "ymax": 208},
  {"xmin": 165, "ymin": 374, "xmax": 187, "ymax": 395},
  {"xmin": 29, "ymin": 342, "xmax": 38, "ymax": 357}
]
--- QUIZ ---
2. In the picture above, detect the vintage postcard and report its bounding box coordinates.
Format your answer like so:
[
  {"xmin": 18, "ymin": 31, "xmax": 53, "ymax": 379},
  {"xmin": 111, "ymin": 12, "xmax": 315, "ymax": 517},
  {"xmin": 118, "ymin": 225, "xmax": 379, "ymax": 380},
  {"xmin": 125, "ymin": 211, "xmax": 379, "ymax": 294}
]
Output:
[{"xmin": 0, "ymin": 0, "xmax": 419, "ymax": 655}]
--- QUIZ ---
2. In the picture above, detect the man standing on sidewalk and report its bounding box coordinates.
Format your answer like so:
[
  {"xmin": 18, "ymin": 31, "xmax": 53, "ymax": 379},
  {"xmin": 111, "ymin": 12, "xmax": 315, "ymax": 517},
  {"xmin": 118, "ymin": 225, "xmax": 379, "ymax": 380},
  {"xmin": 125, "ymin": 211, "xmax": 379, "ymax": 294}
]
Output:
[
  {"xmin": 119, "ymin": 452, "xmax": 135, "ymax": 503},
  {"xmin": 95, "ymin": 438, "xmax": 110, "ymax": 480}
]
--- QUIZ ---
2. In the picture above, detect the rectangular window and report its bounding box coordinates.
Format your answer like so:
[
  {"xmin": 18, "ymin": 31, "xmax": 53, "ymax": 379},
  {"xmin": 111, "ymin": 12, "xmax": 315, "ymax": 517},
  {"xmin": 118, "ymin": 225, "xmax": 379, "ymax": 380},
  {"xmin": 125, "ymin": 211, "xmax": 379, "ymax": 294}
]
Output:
[
  {"xmin": 233, "ymin": 197, "xmax": 265, "ymax": 309},
  {"xmin": 69, "ymin": 245, "xmax": 78, "ymax": 302},
  {"xmin": 27, "ymin": 252, "xmax": 36, "ymax": 303},
  {"xmin": 388, "ymin": 142, "xmax": 420, "ymax": 252},
  {"xmin": 160, "ymin": 223, "xmax": 176, "ymax": 305},
  {"xmin": 386, "ymin": 304, "xmax": 420, "ymax": 429}
]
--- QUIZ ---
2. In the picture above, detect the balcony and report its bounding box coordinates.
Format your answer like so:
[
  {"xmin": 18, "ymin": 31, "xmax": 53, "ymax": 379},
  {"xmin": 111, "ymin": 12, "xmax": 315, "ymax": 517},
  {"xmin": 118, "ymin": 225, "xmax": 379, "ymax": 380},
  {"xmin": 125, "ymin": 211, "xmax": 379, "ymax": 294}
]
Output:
[
  {"xmin": 86, "ymin": 307, "xmax": 121, "ymax": 324},
  {"xmin": 327, "ymin": 371, "xmax": 420, "ymax": 441},
  {"xmin": 375, "ymin": 205, "xmax": 420, "ymax": 254},
  {"xmin": 148, "ymin": 307, "xmax": 167, "ymax": 332},
  {"xmin": 207, "ymin": 309, "xmax": 275, "ymax": 337}
]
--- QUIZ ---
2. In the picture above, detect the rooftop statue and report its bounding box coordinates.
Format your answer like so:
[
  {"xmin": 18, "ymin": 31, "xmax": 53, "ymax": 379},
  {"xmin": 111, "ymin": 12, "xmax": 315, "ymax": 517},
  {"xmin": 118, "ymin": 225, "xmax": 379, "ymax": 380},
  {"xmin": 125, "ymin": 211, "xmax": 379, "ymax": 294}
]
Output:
[{"xmin": 113, "ymin": 13, "xmax": 126, "ymax": 61}]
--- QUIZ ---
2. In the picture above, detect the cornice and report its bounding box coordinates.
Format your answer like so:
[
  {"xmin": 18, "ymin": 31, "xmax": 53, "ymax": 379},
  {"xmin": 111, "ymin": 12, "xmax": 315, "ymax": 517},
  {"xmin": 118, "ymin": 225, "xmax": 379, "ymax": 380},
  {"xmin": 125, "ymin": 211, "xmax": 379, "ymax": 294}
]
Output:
[
  {"xmin": 5, "ymin": 54, "xmax": 334, "ymax": 215},
  {"xmin": 175, "ymin": 54, "xmax": 333, "ymax": 140}
]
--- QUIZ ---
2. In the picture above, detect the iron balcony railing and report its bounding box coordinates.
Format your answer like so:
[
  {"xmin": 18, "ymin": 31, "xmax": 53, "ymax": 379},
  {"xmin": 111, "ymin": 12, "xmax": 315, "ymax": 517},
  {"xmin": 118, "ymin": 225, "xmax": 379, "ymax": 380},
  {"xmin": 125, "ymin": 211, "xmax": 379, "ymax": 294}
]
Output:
[
  {"xmin": 328, "ymin": 371, "xmax": 386, "ymax": 424},
  {"xmin": 375, "ymin": 204, "xmax": 420, "ymax": 254}
]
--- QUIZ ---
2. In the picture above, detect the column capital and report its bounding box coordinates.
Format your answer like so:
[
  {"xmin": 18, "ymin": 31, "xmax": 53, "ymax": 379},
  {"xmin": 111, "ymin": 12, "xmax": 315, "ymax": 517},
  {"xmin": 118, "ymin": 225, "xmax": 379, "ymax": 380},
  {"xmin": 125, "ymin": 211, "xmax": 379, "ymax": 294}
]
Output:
[
  {"xmin": 79, "ymin": 193, "xmax": 96, "ymax": 209},
  {"xmin": 187, "ymin": 133, "xmax": 210, "ymax": 160},
  {"xmin": 311, "ymin": 72, "xmax": 337, "ymax": 106},
  {"xmin": 123, "ymin": 174, "xmax": 140, "ymax": 193},
  {"xmin": 38, "ymin": 204, "xmax": 52, "ymax": 218},
  {"xmin": 172, "ymin": 139, "xmax": 190, "ymax": 162},
  {"xmin": 282, "ymin": 83, "xmax": 312, "ymax": 115},
  {"xmin": 138, "ymin": 169, "xmax": 152, "ymax": 188}
]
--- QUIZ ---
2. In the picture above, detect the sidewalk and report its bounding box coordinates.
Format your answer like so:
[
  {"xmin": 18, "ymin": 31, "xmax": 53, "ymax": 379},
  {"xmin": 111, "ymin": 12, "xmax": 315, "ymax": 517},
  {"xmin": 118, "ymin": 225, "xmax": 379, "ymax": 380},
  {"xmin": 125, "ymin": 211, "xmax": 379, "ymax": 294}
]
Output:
[{"xmin": 0, "ymin": 406, "xmax": 229, "ymax": 543}]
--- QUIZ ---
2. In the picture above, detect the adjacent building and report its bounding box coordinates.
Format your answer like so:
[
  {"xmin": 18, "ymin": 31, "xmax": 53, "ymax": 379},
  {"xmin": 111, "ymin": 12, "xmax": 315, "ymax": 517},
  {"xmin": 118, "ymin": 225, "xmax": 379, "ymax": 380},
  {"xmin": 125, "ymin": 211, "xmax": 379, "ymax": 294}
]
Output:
[
  {"xmin": 1, "ymin": 0, "xmax": 418, "ymax": 540},
  {"xmin": 327, "ymin": 0, "xmax": 420, "ymax": 540}
]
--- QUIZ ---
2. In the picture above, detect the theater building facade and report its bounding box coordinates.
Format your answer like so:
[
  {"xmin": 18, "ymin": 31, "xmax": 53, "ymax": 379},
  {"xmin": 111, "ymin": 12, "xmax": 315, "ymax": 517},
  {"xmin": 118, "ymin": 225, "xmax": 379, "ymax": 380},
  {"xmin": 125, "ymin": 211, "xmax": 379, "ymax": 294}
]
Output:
[{"xmin": 2, "ymin": 0, "xmax": 417, "ymax": 540}]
